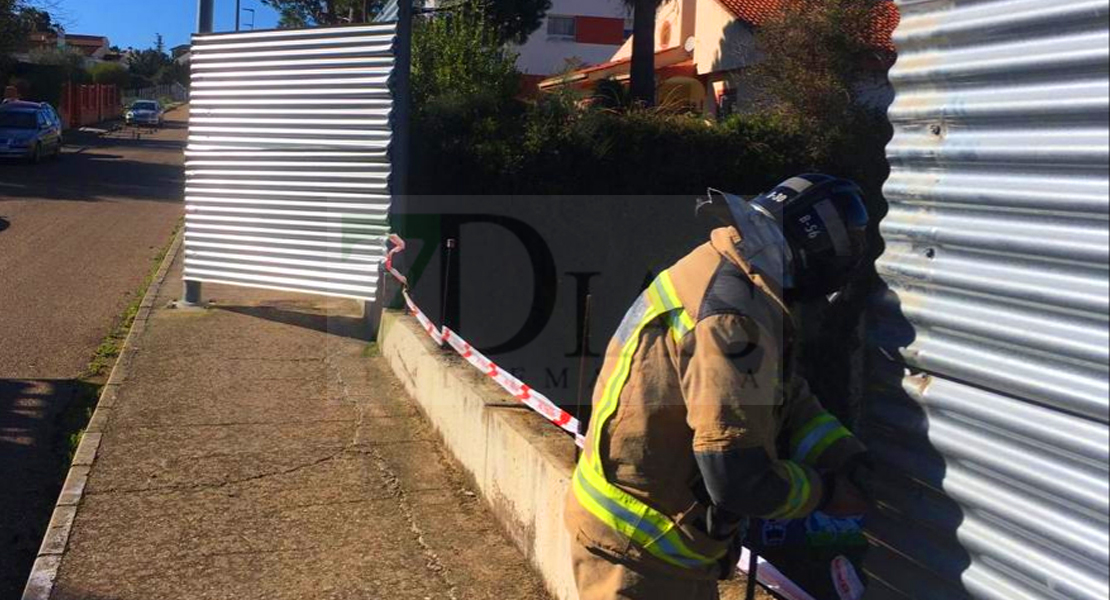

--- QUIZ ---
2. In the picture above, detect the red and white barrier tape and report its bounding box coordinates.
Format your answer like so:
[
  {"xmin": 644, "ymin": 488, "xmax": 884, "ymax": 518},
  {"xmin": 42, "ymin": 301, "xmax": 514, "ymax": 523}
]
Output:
[
  {"xmin": 383, "ymin": 234, "xmax": 827, "ymax": 600},
  {"xmin": 387, "ymin": 235, "xmax": 586, "ymax": 448},
  {"xmin": 738, "ymin": 547, "xmax": 818, "ymax": 600}
]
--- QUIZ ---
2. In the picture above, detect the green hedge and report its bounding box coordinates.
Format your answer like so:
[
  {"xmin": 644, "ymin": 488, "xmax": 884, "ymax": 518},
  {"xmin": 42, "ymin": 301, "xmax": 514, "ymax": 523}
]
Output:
[{"xmin": 411, "ymin": 93, "xmax": 889, "ymax": 198}]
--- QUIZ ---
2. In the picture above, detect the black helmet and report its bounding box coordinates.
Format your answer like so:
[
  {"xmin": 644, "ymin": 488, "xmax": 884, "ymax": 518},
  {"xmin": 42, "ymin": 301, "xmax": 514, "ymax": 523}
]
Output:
[
  {"xmin": 751, "ymin": 174, "xmax": 869, "ymax": 296},
  {"xmin": 698, "ymin": 174, "xmax": 869, "ymax": 297}
]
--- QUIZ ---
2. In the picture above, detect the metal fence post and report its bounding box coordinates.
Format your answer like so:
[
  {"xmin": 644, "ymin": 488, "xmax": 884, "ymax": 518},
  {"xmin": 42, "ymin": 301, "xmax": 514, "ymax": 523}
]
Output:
[
  {"xmin": 383, "ymin": 0, "xmax": 412, "ymax": 313},
  {"xmin": 184, "ymin": 0, "xmax": 214, "ymax": 306}
]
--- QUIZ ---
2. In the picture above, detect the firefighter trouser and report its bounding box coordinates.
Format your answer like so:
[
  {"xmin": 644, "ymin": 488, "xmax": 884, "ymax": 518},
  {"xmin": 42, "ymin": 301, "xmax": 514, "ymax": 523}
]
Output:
[{"xmin": 572, "ymin": 542, "xmax": 720, "ymax": 600}]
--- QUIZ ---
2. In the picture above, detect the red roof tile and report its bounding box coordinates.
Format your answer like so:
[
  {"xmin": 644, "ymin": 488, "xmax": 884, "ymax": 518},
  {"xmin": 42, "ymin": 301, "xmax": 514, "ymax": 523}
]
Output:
[
  {"xmin": 717, "ymin": 0, "xmax": 783, "ymax": 26},
  {"xmin": 717, "ymin": 0, "xmax": 899, "ymax": 52}
]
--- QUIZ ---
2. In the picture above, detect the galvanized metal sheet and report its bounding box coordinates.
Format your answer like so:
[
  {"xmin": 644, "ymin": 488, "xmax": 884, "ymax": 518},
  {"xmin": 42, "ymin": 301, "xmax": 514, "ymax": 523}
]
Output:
[
  {"xmin": 377, "ymin": 0, "xmax": 400, "ymax": 23},
  {"xmin": 867, "ymin": 1, "xmax": 1109, "ymax": 599},
  {"xmin": 184, "ymin": 24, "xmax": 397, "ymax": 301}
]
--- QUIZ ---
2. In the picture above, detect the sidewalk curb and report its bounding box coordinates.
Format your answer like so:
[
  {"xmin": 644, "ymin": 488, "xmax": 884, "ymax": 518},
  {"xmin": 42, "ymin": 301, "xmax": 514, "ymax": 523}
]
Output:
[
  {"xmin": 21, "ymin": 230, "xmax": 184, "ymax": 600},
  {"xmin": 378, "ymin": 311, "xmax": 580, "ymax": 600}
]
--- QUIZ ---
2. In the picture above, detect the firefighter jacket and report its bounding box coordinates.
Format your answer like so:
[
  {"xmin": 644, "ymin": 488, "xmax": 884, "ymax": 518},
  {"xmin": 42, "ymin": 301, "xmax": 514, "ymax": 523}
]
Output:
[{"xmin": 564, "ymin": 226, "xmax": 866, "ymax": 580}]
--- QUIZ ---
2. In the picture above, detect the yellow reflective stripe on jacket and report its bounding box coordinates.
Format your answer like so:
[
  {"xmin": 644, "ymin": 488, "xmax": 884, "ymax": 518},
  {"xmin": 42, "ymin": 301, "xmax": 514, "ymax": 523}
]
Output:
[
  {"xmin": 765, "ymin": 461, "xmax": 812, "ymax": 520},
  {"xmin": 791, "ymin": 413, "xmax": 852, "ymax": 465},
  {"xmin": 573, "ymin": 463, "xmax": 723, "ymax": 569},
  {"xmin": 576, "ymin": 270, "xmax": 724, "ymax": 570},
  {"xmin": 648, "ymin": 271, "xmax": 695, "ymax": 343},
  {"xmin": 665, "ymin": 310, "xmax": 695, "ymax": 343}
]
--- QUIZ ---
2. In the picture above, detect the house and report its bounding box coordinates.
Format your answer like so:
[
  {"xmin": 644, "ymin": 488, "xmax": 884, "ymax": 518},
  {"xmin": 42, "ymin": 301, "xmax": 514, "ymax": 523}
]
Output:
[
  {"xmin": 172, "ymin": 44, "xmax": 192, "ymax": 65},
  {"xmin": 19, "ymin": 32, "xmax": 115, "ymax": 67},
  {"xmin": 376, "ymin": 0, "xmax": 632, "ymax": 90},
  {"xmin": 539, "ymin": 0, "xmax": 899, "ymax": 116},
  {"xmin": 514, "ymin": 0, "xmax": 630, "ymax": 90},
  {"xmin": 61, "ymin": 34, "xmax": 111, "ymax": 60}
]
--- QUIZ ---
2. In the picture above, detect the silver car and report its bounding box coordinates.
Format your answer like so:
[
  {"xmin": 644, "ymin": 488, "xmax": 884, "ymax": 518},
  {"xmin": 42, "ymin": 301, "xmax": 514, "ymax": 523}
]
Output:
[
  {"xmin": 0, "ymin": 101, "xmax": 63, "ymax": 163},
  {"xmin": 125, "ymin": 100, "xmax": 165, "ymax": 127}
]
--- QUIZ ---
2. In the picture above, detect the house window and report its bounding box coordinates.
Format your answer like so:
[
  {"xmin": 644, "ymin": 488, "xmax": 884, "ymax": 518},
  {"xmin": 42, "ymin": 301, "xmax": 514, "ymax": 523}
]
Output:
[
  {"xmin": 547, "ymin": 16, "xmax": 576, "ymax": 39},
  {"xmin": 718, "ymin": 89, "xmax": 740, "ymax": 118}
]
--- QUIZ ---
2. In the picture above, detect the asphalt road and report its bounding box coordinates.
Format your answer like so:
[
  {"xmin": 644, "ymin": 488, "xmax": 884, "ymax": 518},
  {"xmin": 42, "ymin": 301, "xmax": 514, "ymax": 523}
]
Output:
[{"xmin": 0, "ymin": 107, "xmax": 186, "ymax": 599}]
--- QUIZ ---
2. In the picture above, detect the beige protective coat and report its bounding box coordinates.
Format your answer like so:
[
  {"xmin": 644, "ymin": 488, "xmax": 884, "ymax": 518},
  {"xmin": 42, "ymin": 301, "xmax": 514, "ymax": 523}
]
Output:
[{"xmin": 566, "ymin": 227, "xmax": 864, "ymax": 597}]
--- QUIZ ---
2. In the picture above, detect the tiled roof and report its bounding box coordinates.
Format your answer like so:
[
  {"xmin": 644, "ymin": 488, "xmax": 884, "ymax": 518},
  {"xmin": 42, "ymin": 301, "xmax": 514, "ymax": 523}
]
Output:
[
  {"xmin": 717, "ymin": 0, "xmax": 782, "ymax": 26},
  {"xmin": 717, "ymin": 0, "xmax": 899, "ymax": 52}
]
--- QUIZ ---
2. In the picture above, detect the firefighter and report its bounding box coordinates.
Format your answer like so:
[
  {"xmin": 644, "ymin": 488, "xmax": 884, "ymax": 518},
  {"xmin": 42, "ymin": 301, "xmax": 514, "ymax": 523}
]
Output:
[{"xmin": 565, "ymin": 174, "xmax": 875, "ymax": 600}]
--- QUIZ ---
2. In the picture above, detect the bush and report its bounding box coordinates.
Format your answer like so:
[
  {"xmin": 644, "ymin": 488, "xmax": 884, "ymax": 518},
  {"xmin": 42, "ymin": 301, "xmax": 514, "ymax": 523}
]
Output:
[
  {"xmin": 411, "ymin": 7, "xmax": 520, "ymax": 109},
  {"xmin": 127, "ymin": 74, "xmax": 153, "ymax": 91},
  {"xmin": 407, "ymin": 0, "xmax": 889, "ymax": 199},
  {"xmin": 411, "ymin": 92, "xmax": 817, "ymax": 196},
  {"xmin": 90, "ymin": 62, "xmax": 130, "ymax": 87}
]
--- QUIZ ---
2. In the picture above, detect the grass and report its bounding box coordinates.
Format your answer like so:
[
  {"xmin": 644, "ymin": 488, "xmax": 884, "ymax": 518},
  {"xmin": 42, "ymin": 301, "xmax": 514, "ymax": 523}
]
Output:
[
  {"xmin": 56, "ymin": 220, "xmax": 182, "ymax": 466},
  {"xmin": 362, "ymin": 342, "xmax": 380, "ymax": 358}
]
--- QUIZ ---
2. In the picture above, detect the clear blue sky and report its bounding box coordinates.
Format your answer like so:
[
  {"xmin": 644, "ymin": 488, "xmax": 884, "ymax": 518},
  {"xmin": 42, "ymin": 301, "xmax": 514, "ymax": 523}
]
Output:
[{"xmin": 50, "ymin": 0, "xmax": 283, "ymax": 51}]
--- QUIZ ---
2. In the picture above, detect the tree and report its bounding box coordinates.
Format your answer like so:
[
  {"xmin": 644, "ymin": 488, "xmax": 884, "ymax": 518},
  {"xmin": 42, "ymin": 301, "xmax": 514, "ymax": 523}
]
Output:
[
  {"xmin": 18, "ymin": 5, "xmax": 55, "ymax": 32},
  {"xmin": 127, "ymin": 48, "xmax": 169, "ymax": 81},
  {"xmin": 264, "ymin": 0, "xmax": 549, "ymax": 44},
  {"xmin": 2, "ymin": 0, "xmax": 60, "ymax": 48},
  {"xmin": 623, "ymin": 0, "xmax": 663, "ymax": 106},
  {"xmin": 746, "ymin": 0, "xmax": 894, "ymax": 137},
  {"xmin": 411, "ymin": 5, "xmax": 518, "ymax": 106},
  {"xmin": 262, "ymin": 0, "xmax": 389, "ymax": 28},
  {"xmin": 157, "ymin": 60, "xmax": 189, "ymax": 87},
  {"xmin": 1, "ymin": 0, "xmax": 21, "ymax": 57},
  {"xmin": 90, "ymin": 62, "xmax": 130, "ymax": 87},
  {"xmin": 471, "ymin": 0, "xmax": 550, "ymax": 45}
]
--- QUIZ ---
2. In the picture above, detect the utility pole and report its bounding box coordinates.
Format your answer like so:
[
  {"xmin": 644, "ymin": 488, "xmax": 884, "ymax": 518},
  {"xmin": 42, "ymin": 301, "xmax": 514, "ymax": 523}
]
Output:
[
  {"xmin": 197, "ymin": 0, "xmax": 214, "ymax": 34},
  {"xmin": 235, "ymin": 0, "xmax": 242, "ymax": 31}
]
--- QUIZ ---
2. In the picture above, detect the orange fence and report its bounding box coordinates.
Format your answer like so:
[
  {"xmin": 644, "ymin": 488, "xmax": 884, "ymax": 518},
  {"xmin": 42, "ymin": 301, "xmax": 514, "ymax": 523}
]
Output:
[{"xmin": 58, "ymin": 83, "xmax": 121, "ymax": 129}]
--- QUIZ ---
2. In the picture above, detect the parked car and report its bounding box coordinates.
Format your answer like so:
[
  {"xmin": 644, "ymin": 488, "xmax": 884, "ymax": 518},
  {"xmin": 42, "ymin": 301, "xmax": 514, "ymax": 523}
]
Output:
[
  {"xmin": 125, "ymin": 100, "xmax": 165, "ymax": 127},
  {"xmin": 0, "ymin": 100, "xmax": 63, "ymax": 163}
]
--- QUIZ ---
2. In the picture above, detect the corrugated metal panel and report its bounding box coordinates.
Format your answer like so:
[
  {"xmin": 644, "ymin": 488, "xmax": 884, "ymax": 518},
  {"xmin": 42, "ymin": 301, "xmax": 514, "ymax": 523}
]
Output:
[
  {"xmin": 377, "ymin": 0, "xmax": 399, "ymax": 22},
  {"xmin": 867, "ymin": 1, "xmax": 1109, "ymax": 599},
  {"xmin": 184, "ymin": 24, "xmax": 398, "ymax": 301}
]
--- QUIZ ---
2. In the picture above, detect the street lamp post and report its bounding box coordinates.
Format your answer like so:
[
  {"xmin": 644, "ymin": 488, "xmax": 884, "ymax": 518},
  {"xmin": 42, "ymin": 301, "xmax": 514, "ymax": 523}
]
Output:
[{"xmin": 235, "ymin": 0, "xmax": 241, "ymax": 31}]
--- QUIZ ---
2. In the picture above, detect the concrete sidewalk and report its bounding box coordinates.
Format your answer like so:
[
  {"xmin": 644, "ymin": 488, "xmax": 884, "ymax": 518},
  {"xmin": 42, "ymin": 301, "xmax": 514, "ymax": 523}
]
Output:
[{"xmin": 27, "ymin": 242, "xmax": 550, "ymax": 600}]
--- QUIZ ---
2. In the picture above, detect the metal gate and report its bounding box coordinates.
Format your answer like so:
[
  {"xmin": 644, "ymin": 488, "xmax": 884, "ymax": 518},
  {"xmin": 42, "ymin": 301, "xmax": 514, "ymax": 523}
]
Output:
[
  {"xmin": 184, "ymin": 23, "xmax": 400, "ymax": 301},
  {"xmin": 866, "ymin": 1, "xmax": 1109, "ymax": 599}
]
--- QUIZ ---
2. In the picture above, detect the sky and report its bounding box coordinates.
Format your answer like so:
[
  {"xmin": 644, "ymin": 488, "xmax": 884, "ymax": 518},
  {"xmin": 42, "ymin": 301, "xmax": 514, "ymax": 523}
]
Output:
[{"xmin": 47, "ymin": 0, "xmax": 283, "ymax": 51}]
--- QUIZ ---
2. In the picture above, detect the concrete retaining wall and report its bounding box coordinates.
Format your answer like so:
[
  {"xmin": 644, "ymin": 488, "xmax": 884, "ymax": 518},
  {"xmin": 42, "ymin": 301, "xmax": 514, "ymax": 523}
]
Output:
[{"xmin": 378, "ymin": 310, "xmax": 580, "ymax": 600}]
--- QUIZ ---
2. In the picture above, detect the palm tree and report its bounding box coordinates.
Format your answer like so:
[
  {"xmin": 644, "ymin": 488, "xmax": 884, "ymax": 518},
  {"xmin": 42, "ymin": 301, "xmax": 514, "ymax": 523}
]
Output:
[{"xmin": 624, "ymin": 0, "xmax": 664, "ymax": 106}]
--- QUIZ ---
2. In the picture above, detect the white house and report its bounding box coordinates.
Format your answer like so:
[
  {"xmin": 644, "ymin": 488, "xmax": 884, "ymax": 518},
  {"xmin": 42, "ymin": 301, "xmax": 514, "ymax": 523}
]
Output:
[
  {"xmin": 377, "ymin": 0, "xmax": 632, "ymax": 89},
  {"xmin": 514, "ymin": 0, "xmax": 629, "ymax": 86},
  {"xmin": 540, "ymin": 0, "xmax": 899, "ymax": 115}
]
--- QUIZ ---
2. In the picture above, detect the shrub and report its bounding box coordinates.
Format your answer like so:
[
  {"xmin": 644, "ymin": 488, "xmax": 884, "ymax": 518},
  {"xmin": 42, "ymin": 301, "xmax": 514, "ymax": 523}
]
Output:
[
  {"xmin": 411, "ymin": 92, "xmax": 817, "ymax": 196},
  {"xmin": 407, "ymin": 0, "xmax": 889, "ymax": 199},
  {"xmin": 411, "ymin": 7, "xmax": 520, "ymax": 109},
  {"xmin": 90, "ymin": 62, "xmax": 130, "ymax": 88}
]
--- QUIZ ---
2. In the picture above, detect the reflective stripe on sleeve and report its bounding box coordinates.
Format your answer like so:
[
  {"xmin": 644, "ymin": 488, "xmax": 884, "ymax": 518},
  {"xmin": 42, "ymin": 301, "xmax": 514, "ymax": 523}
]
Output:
[
  {"xmin": 791, "ymin": 413, "xmax": 852, "ymax": 465},
  {"xmin": 765, "ymin": 461, "xmax": 812, "ymax": 520}
]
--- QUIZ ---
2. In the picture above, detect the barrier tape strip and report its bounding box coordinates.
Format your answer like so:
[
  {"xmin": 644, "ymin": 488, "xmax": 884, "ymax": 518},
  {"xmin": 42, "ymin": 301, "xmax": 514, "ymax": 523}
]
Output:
[
  {"xmin": 388, "ymin": 235, "xmax": 586, "ymax": 447},
  {"xmin": 383, "ymin": 234, "xmax": 823, "ymax": 600}
]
